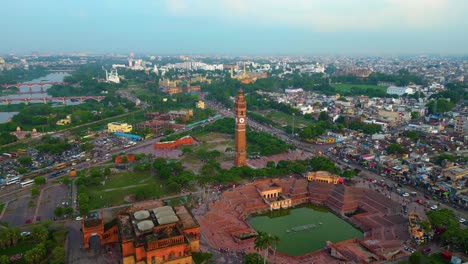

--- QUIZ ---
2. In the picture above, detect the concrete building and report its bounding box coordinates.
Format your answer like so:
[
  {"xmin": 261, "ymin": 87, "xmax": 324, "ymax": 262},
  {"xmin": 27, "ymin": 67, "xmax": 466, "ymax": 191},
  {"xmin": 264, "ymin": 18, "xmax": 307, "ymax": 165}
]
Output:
[
  {"xmin": 108, "ymin": 122, "xmax": 133, "ymax": 133},
  {"xmin": 387, "ymin": 86, "xmax": 415, "ymax": 96},
  {"xmin": 454, "ymin": 116, "xmax": 466, "ymax": 134}
]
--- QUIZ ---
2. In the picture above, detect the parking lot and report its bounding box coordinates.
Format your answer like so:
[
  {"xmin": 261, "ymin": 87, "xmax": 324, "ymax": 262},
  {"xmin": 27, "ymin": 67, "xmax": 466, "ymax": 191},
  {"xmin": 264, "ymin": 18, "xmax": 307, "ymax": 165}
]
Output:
[
  {"xmin": 2, "ymin": 196, "xmax": 36, "ymax": 227},
  {"xmin": 37, "ymin": 184, "xmax": 71, "ymax": 222}
]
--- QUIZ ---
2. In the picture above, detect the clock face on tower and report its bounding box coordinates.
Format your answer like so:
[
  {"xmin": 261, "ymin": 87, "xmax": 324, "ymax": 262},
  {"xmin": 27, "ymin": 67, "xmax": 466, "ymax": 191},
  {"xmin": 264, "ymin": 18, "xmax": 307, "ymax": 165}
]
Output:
[{"xmin": 239, "ymin": 118, "xmax": 245, "ymax": 124}]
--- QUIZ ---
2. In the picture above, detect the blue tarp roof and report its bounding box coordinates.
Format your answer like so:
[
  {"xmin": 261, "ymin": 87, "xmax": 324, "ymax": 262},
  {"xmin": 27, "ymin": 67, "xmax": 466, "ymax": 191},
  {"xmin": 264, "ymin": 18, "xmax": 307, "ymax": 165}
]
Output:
[{"xmin": 113, "ymin": 132, "xmax": 142, "ymax": 140}]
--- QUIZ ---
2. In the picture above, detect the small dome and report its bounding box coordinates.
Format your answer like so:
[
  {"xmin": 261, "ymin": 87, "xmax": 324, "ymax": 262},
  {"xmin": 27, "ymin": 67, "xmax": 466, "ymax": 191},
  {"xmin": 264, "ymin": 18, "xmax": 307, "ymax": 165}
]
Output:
[
  {"xmin": 16, "ymin": 126, "xmax": 21, "ymax": 132},
  {"xmin": 32, "ymin": 128, "xmax": 37, "ymax": 133},
  {"xmin": 134, "ymin": 210, "xmax": 150, "ymax": 221}
]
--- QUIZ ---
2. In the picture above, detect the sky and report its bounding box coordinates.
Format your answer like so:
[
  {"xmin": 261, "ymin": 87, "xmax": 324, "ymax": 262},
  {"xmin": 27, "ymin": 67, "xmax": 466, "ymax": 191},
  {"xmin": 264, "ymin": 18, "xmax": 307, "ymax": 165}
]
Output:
[{"xmin": 1, "ymin": 0, "xmax": 468, "ymax": 55}]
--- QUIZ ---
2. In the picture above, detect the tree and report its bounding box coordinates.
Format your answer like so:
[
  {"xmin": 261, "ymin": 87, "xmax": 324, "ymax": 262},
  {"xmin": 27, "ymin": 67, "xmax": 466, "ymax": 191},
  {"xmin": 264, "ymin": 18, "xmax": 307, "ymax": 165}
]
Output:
[
  {"xmin": 17, "ymin": 156, "xmax": 32, "ymax": 165},
  {"xmin": 410, "ymin": 111, "xmax": 420, "ymax": 120},
  {"xmin": 181, "ymin": 146, "xmax": 193, "ymax": 155},
  {"xmin": 31, "ymin": 226, "xmax": 48, "ymax": 243},
  {"xmin": 49, "ymin": 247, "xmax": 66, "ymax": 264},
  {"xmin": 10, "ymin": 227, "xmax": 20, "ymax": 246},
  {"xmin": 243, "ymin": 253, "xmax": 264, "ymax": 264},
  {"xmin": 406, "ymin": 131, "xmax": 419, "ymax": 140},
  {"xmin": 0, "ymin": 255, "xmax": 9, "ymax": 264},
  {"xmin": 62, "ymin": 177, "xmax": 71, "ymax": 185},
  {"xmin": 54, "ymin": 207, "xmax": 64, "ymax": 218},
  {"xmin": 341, "ymin": 170, "xmax": 357, "ymax": 179},
  {"xmin": 254, "ymin": 231, "xmax": 277, "ymax": 264},
  {"xmin": 0, "ymin": 229, "xmax": 11, "ymax": 249},
  {"xmin": 104, "ymin": 167, "xmax": 111, "ymax": 176},
  {"xmin": 426, "ymin": 98, "xmax": 454, "ymax": 114},
  {"xmin": 409, "ymin": 251, "xmax": 422, "ymax": 264},
  {"xmin": 31, "ymin": 187, "xmax": 40, "ymax": 196},
  {"xmin": 318, "ymin": 111, "xmax": 329, "ymax": 122},
  {"xmin": 386, "ymin": 144, "xmax": 406, "ymax": 154},
  {"xmin": 34, "ymin": 176, "xmax": 46, "ymax": 185}
]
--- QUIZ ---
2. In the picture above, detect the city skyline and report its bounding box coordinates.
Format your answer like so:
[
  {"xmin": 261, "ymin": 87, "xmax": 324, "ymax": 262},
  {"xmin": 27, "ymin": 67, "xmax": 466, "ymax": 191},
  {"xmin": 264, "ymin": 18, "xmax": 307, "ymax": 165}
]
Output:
[{"xmin": 1, "ymin": 0, "xmax": 468, "ymax": 55}]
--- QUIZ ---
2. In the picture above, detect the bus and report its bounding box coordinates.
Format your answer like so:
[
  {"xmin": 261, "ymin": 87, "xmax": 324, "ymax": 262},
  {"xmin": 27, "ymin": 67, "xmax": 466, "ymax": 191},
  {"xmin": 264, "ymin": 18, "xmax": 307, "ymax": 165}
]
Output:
[
  {"xmin": 20, "ymin": 180, "xmax": 34, "ymax": 188},
  {"xmin": 55, "ymin": 163, "xmax": 67, "ymax": 170},
  {"xmin": 17, "ymin": 149, "xmax": 27, "ymax": 155},
  {"xmin": 6, "ymin": 177, "xmax": 20, "ymax": 185}
]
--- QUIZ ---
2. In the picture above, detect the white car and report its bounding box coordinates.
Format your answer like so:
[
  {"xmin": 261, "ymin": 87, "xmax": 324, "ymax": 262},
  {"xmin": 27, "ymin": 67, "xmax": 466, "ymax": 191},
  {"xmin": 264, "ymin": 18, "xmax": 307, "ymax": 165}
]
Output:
[
  {"xmin": 459, "ymin": 218, "xmax": 465, "ymax": 223},
  {"xmin": 20, "ymin": 231, "xmax": 30, "ymax": 236},
  {"xmin": 75, "ymin": 216, "xmax": 82, "ymax": 221},
  {"xmin": 402, "ymin": 193, "xmax": 410, "ymax": 197},
  {"xmin": 430, "ymin": 205, "xmax": 438, "ymax": 210}
]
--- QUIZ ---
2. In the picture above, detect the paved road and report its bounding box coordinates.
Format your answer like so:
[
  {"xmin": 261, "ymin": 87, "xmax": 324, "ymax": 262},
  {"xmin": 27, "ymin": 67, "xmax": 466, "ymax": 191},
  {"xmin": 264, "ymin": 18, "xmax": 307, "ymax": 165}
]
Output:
[{"xmin": 325, "ymin": 152, "xmax": 468, "ymax": 220}]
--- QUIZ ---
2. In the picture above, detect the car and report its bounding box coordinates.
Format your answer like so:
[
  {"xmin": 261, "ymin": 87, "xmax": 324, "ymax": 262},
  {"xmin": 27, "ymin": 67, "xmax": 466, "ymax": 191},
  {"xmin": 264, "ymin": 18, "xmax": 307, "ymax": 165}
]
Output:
[
  {"xmin": 402, "ymin": 193, "xmax": 410, "ymax": 197},
  {"xmin": 75, "ymin": 216, "xmax": 82, "ymax": 221},
  {"xmin": 25, "ymin": 219, "xmax": 31, "ymax": 224},
  {"xmin": 421, "ymin": 247, "xmax": 431, "ymax": 255},
  {"xmin": 20, "ymin": 231, "xmax": 30, "ymax": 236},
  {"xmin": 430, "ymin": 205, "xmax": 438, "ymax": 210},
  {"xmin": 459, "ymin": 218, "xmax": 465, "ymax": 223},
  {"xmin": 36, "ymin": 216, "xmax": 41, "ymax": 222}
]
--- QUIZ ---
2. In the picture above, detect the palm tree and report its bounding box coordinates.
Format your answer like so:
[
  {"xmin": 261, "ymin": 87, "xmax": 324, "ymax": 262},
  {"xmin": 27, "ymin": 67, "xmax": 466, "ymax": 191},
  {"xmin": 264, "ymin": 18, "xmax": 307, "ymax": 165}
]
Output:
[
  {"xmin": 0, "ymin": 255, "xmax": 9, "ymax": 264},
  {"xmin": 271, "ymin": 234, "xmax": 280, "ymax": 264},
  {"xmin": 254, "ymin": 231, "xmax": 277, "ymax": 264},
  {"xmin": 31, "ymin": 226, "xmax": 48, "ymax": 243},
  {"xmin": 10, "ymin": 227, "xmax": 20, "ymax": 246},
  {"xmin": 0, "ymin": 230, "xmax": 7, "ymax": 249},
  {"xmin": 0, "ymin": 229, "xmax": 11, "ymax": 249}
]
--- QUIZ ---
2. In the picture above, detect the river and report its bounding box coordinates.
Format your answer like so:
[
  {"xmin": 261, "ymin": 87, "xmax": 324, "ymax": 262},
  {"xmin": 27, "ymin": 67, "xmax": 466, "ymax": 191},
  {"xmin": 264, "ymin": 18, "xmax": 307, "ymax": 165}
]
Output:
[
  {"xmin": 0, "ymin": 73, "xmax": 70, "ymax": 123},
  {"xmin": 0, "ymin": 112, "xmax": 19, "ymax": 124}
]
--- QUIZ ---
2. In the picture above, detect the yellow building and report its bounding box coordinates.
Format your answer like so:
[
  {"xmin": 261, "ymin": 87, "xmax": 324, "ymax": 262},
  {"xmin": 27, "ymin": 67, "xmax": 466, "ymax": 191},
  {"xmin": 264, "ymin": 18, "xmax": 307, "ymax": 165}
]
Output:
[
  {"xmin": 256, "ymin": 181, "xmax": 292, "ymax": 211},
  {"xmin": 108, "ymin": 122, "xmax": 133, "ymax": 133},
  {"xmin": 307, "ymin": 171, "xmax": 342, "ymax": 184},
  {"xmin": 56, "ymin": 114, "xmax": 72, "ymax": 126},
  {"xmin": 196, "ymin": 101, "xmax": 205, "ymax": 109}
]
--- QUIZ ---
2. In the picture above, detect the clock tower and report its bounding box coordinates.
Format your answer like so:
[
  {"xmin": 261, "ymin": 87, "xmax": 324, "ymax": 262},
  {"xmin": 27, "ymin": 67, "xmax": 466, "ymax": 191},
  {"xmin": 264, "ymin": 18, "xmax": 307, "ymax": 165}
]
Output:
[{"xmin": 234, "ymin": 89, "xmax": 247, "ymax": 167}]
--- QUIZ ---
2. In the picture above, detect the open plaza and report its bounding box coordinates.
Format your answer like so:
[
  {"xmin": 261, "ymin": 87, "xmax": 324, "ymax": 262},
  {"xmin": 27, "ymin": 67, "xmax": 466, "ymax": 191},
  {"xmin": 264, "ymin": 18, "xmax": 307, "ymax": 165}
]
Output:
[{"xmin": 194, "ymin": 175, "xmax": 413, "ymax": 263}]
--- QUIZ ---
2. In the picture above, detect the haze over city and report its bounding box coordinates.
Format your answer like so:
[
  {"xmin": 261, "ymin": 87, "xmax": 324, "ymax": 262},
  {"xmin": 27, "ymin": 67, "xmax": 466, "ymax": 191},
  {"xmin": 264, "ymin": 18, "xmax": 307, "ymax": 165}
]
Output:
[
  {"xmin": 2, "ymin": 0, "xmax": 468, "ymax": 55},
  {"xmin": 0, "ymin": 1, "xmax": 467, "ymax": 264}
]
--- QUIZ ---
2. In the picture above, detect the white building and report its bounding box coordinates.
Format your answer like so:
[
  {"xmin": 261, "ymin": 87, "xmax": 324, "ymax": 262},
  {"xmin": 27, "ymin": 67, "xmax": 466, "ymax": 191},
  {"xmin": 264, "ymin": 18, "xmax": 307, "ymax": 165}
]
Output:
[
  {"xmin": 105, "ymin": 69, "xmax": 120, "ymax": 84},
  {"xmin": 387, "ymin": 86, "xmax": 415, "ymax": 96}
]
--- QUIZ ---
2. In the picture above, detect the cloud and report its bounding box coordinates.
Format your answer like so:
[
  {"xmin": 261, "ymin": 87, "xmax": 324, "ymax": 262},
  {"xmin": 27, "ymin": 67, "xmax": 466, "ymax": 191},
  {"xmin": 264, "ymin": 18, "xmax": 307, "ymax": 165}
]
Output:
[{"xmin": 156, "ymin": 0, "xmax": 465, "ymax": 32}]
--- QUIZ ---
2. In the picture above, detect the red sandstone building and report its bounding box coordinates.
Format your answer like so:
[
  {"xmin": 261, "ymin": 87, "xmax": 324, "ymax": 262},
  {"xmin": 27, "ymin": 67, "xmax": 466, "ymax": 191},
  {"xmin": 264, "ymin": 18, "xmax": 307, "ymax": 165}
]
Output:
[
  {"xmin": 82, "ymin": 205, "xmax": 200, "ymax": 264},
  {"xmin": 154, "ymin": 136, "xmax": 196, "ymax": 150},
  {"xmin": 234, "ymin": 89, "xmax": 247, "ymax": 166}
]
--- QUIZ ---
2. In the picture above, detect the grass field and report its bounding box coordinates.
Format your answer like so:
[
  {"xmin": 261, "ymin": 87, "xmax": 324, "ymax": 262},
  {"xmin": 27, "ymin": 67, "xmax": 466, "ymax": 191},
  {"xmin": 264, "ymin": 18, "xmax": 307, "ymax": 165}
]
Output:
[
  {"xmin": 179, "ymin": 132, "xmax": 234, "ymax": 172},
  {"xmin": 331, "ymin": 84, "xmax": 387, "ymax": 92},
  {"xmin": 255, "ymin": 110, "xmax": 310, "ymax": 128},
  {"xmin": 79, "ymin": 171, "xmax": 173, "ymax": 209}
]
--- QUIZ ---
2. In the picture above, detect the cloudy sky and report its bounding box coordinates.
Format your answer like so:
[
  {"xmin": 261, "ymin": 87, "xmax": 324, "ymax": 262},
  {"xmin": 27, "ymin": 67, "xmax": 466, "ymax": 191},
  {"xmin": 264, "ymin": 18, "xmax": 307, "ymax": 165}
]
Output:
[{"xmin": 1, "ymin": 0, "xmax": 467, "ymax": 55}]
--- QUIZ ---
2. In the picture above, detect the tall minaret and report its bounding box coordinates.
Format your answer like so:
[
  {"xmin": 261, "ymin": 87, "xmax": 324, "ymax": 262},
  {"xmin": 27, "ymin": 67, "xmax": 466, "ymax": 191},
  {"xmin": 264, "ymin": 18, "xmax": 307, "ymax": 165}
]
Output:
[{"xmin": 234, "ymin": 89, "xmax": 247, "ymax": 167}]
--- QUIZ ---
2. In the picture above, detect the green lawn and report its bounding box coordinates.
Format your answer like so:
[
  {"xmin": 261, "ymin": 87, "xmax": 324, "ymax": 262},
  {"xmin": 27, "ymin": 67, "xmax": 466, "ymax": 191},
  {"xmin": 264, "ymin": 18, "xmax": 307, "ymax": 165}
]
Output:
[
  {"xmin": 0, "ymin": 203, "xmax": 5, "ymax": 213},
  {"xmin": 0, "ymin": 240, "xmax": 36, "ymax": 264},
  {"xmin": 255, "ymin": 110, "xmax": 310, "ymax": 128},
  {"xmin": 331, "ymin": 84, "xmax": 387, "ymax": 92},
  {"xmin": 79, "ymin": 171, "xmax": 174, "ymax": 209}
]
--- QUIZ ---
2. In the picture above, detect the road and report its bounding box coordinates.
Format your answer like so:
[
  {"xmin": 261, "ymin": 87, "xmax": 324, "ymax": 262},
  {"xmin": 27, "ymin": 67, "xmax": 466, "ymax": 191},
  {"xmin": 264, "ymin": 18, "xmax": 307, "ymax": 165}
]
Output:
[
  {"xmin": 204, "ymin": 95, "xmax": 468, "ymax": 220},
  {"xmin": 325, "ymin": 152, "xmax": 468, "ymax": 220}
]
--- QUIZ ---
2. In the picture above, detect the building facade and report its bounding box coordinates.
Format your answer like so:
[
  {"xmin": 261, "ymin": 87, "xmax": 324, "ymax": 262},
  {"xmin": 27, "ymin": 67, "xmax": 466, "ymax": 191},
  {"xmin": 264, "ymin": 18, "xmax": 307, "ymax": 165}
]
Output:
[
  {"xmin": 234, "ymin": 89, "xmax": 247, "ymax": 166},
  {"xmin": 108, "ymin": 122, "xmax": 133, "ymax": 133},
  {"xmin": 81, "ymin": 205, "xmax": 200, "ymax": 264},
  {"xmin": 386, "ymin": 86, "xmax": 415, "ymax": 96},
  {"xmin": 307, "ymin": 171, "xmax": 343, "ymax": 184}
]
